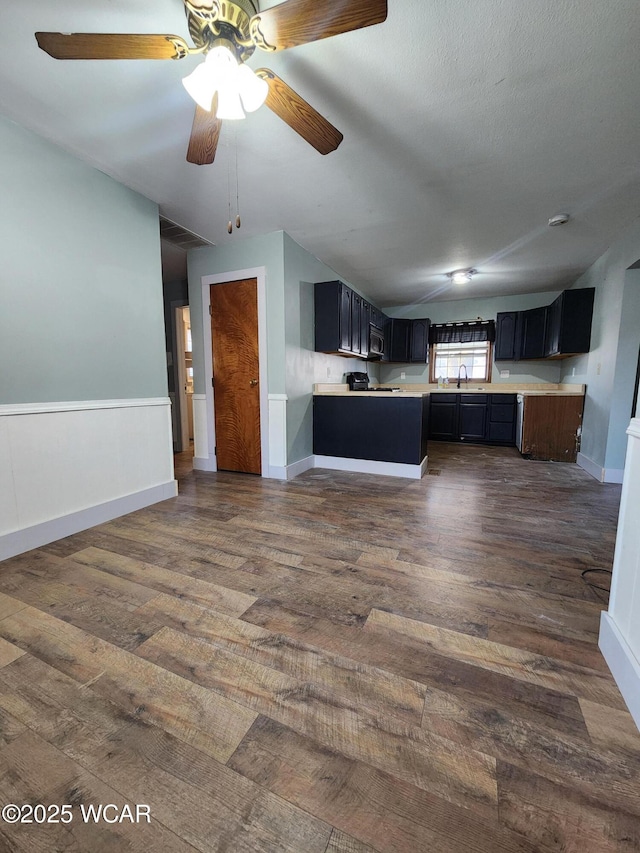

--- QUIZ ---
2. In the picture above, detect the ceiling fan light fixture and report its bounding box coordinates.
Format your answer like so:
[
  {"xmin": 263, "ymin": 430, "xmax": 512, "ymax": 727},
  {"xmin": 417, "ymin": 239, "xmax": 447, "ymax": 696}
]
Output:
[
  {"xmin": 182, "ymin": 45, "xmax": 267, "ymax": 120},
  {"xmin": 449, "ymin": 268, "xmax": 476, "ymax": 285}
]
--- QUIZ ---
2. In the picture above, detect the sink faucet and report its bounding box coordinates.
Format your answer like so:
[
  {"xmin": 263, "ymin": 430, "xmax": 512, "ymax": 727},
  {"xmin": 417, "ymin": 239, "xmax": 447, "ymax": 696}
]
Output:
[{"xmin": 457, "ymin": 364, "xmax": 468, "ymax": 389}]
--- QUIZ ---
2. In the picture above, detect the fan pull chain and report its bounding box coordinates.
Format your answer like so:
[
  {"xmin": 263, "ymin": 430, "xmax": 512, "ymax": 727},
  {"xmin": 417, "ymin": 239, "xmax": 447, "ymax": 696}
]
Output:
[
  {"xmin": 226, "ymin": 134, "xmax": 233, "ymax": 234},
  {"xmin": 226, "ymin": 127, "xmax": 241, "ymax": 234},
  {"xmin": 235, "ymin": 125, "xmax": 241, "ymax": 229}
]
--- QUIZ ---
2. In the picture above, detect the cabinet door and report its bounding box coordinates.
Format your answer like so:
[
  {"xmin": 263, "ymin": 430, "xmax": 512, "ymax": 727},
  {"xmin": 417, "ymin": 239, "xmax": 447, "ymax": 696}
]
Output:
[
  {"xmin": 360, "ymin": 300, "xmax": 371, "ymax": 357},
  {"xmin": 389, "ymin": 319, "xmax": 411, "ymax": 362},
  {"xmin": 459, "ymin": 398, "xmax": 488, "ymax": 442},
  {"xmin": 410, "ymin": 318, "xmax": 430, "ymax": 363},
  {"xmin": 557, "ymin": 288, "xmax": 595, "ymax": 356},
  {"xmin": 350, "ymin": 293, "xmax": 362, "ymax": 354},
  {"xmin": 495, "ymin": 312, "xmax": 520, "ymax": 360},
  {"xmin": 544, "ymin": 296, "xmax": 562, "ymax": 357},
  {"xmin": 520, "ymin": 307, "xmax": 547, "ymax": 359},
  {"xmin": 487, "ymin": 394, "xmax": 516, "ymax": 444},
  {"xmin": 428, "ymin": 397, "xmax": 458, "ymax": 440},
  {"xmin": 339, "ymin": 284, "xmax": 352, "ymax": 352}
]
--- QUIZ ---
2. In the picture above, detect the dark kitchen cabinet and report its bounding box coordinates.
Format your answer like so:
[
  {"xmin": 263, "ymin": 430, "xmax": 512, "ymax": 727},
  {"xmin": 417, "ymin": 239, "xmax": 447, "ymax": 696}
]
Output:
[
  {"xmin": 386, "ymin": 318, "xmax": 431, "ymax": 363},
  {"xmin": 495, "ymin": 312, "xmax": 521, "ymax": 361},
  {"xmin": 487, "ymin": 393, "xmax": 516, "ymax": 443},
  {"xmin": 495, "ymin": 289, "xmax": 595, "ymax": 361},
  {"xmin": 429, "ymin": 393, "xmax": 515, "ymax": 445},
  {"xmin": 519, "ymin": 306, "xmax": 547, "ymax": 359},
  {"xmin": 315, "ymin": 280, "xmax": 387, "ymax": 360},
  {"xmin": 360, "ymin": 299, "xmax": 371, "ymax": 358},
  {"xmin": 410, "ymin": 318, "xmax": 430, "ymax": 363},
  {"xmin": 459, "ymin": 394, "xmax": 488, "ymax": 442},
  {"xmin": 388, "ymin": 319, "xmax": 412, "ymax": 362},
  {"xmin": 544, "ymin": 288, "xmax": 595, "ymax": 358},
  {"xmin": 351, "ymin": 292, "xmax": 362, "ymax": 355},
  {"xmin": 428, "ymin": 395, "xmax": 458, "ymax": 440}
]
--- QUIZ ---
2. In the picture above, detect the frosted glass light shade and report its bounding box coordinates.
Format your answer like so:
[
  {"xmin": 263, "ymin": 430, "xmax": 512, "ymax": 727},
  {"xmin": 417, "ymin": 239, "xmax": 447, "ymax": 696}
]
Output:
[
  {"xmin": 216, "ymin": 86, "xmax": 246, "ymax": 120},
  {"xmin": 237, "ymin": 65, "xmax": 268, "ymax": 113},
  {"xmin": 182, "ymin": 46, "xmax": 267, "ymax": 120},
  {"xmin": 182, "ymin": 61, "xmax": 216, "ymax": 111}
]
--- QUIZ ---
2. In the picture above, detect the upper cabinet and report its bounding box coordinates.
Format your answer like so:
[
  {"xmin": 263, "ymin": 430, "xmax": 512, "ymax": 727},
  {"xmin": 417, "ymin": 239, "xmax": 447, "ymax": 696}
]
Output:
[
  {"xmin": 495, "ymin": 288, "xmax": 595, "ymax": 361},
  {"xmin": 544, "ymin": 289, "xmax": 595, "ymax": 358},
  {"xmin": 519, "ymin": 306, "xmax": 547, "ymax": 360},
  {"xmin": 494, "ymin": 312, "xmax": 520, "ymax": 360},
  {"xmin": 315, "ymin": 280, "xmax": 382, "ymax": 360},
  {"xmin": 385, "ymin": 317, "xmax": 430, "ymax": 363},
  {"xmin": 314, "ymin": 280, "xmax": 429, "ymax": 363}
]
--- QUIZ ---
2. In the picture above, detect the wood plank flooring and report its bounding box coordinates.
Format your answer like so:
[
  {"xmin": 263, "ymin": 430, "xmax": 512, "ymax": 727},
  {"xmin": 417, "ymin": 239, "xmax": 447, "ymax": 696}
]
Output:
[{"xmin": 1, "ymin": 442, "xmax": 638, "ymax": 852}]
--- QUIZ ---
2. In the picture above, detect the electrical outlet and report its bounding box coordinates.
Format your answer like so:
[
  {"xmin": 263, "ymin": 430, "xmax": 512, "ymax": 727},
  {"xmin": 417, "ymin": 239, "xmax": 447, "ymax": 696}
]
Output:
[
  {"xmin": 400, "ymin": 371, "xmax": 406, "ymax": 379},
  {"xmin": 326, "ymin": 367, "xmax": 331, "ymax": 378},
  {"xmin": 597, "ymin": 363, "xmax": 601, "ymax": 375},
  {"xmin": 500, "ymin": 370, "xmax": 510, "ymax": 378}
]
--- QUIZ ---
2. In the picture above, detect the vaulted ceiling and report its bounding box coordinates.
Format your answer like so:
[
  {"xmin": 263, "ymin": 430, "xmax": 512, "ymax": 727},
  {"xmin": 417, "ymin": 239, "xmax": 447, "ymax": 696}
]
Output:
[{"xmin": 1, "ymin": 0, "xmax": 639, "ymax": 306}]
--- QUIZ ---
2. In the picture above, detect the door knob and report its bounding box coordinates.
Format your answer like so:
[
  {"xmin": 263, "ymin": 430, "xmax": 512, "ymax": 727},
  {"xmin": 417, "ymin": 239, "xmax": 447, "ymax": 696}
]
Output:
[{"xmin": 249, "ymin": 379, "xmax": 259, "ymax": 387}]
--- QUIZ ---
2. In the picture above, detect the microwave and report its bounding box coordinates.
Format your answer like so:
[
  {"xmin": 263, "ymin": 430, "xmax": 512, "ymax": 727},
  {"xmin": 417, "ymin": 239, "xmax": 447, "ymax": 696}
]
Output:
[{"xmin": 368, "ymin": 324, "xmax": 385, "ymax": 358}]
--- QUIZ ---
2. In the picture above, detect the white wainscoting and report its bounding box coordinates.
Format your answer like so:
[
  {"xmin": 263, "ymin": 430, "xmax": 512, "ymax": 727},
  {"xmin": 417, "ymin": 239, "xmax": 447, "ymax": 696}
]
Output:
[
  {"xmin": 600, "ymin": 418, "xmax": 640, "ymax": 730},
  {"xmin": 0, "ymin": 398, "xmax": 177, "ymax": 561}
]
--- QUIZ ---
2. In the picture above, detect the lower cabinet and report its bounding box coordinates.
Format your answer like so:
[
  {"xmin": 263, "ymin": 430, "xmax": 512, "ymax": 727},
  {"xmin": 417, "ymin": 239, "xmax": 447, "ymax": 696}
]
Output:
[
  {"xmin": 520, "ymin": 395, "xmax": 583, "ymax": 462},
  {"xmin": 429, "ymin": 393, "xmax": 516, "ymax": 445}
]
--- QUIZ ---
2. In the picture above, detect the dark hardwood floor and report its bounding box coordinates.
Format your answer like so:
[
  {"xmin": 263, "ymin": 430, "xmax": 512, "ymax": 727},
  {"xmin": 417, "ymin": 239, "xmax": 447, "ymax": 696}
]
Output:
[{"xmin": 0, "ymin": 442, "xmax": 638, "ymax": 852}]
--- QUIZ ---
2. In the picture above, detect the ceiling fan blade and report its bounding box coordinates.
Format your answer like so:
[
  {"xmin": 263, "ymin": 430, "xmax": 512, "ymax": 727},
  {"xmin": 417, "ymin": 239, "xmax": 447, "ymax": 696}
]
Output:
[
  {"xmin": 250, "ymin": 0, "xmax": 387, "ymax": 51},
  {"xmin": 257, "ymin": 69, "xmax": 343, "ymax": 155},
  {"xmin": 186, "ymin": 101, "xmax": 222, "ymax": 165},
  {"xmin": 35, "ymin": 32, "xmax": 190, "ymax": 60}
]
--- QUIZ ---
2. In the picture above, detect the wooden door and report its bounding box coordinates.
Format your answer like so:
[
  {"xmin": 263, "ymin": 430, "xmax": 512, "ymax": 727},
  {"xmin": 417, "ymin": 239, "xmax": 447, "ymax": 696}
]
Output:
[{"xmin": 210, "ymin": 279, "xmax": 261, "ymax": 474}]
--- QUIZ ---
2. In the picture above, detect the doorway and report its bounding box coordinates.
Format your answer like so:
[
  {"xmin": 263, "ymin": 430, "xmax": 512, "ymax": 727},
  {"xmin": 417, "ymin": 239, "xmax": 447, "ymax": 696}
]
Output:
[
  {"xmin": 175, "ymin": 305, "xmax": 194, "ymax": 453},
  {"xmin": 210, "ymin": 278, "xmax": 261, "ymax": 474}
]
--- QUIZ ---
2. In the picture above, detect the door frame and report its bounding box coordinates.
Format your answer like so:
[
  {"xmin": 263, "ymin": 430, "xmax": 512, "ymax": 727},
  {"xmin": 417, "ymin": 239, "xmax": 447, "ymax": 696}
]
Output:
[
  {"xmin": 200, "ymin": 267, "xmax": 269, "ymax": 476},
  {"xmin": 174, "ymin": 305, "xmax": 190, "ymax": 452}
]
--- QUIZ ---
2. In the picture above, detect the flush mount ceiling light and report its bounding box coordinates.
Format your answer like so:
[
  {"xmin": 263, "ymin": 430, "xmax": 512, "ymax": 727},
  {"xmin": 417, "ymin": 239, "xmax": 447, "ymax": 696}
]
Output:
[
  {"xmin": 548, "ymin": 213, "xmax": 570, "ymax": 227},
  {"xmin": 448, "ymin": 268, "xmax": 477, "ymax": 285}
]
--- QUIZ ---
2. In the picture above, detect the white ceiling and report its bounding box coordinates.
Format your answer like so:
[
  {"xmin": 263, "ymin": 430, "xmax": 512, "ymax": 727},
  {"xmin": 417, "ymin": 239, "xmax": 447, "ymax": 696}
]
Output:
[{"xmin": 1, "ymin": 0, "xmax": 639, "ymax": 306}]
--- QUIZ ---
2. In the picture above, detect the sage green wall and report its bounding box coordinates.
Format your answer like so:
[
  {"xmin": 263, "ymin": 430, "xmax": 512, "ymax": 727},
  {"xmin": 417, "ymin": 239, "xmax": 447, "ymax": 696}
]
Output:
[
  {"xmin": 187, "ymin": 231, "xmax": 286, "ymax": 395},
  {"xmin": 605, "ymin": 271, "xmax": 640, "ymax": 471},
  {"xmin": 0, "ymin": 115, "xmax": 166, "ymax": 404},
  {"xmin": 381, "ymin": 291, "xmax": 562, "ymax": 385},
  {"xmin": 283, "ymin": 233, "xmax": 374, "ymax": 464},
  {"xmin": 560, "ymin": 221, "xmax": 640, "ymax": 471}
]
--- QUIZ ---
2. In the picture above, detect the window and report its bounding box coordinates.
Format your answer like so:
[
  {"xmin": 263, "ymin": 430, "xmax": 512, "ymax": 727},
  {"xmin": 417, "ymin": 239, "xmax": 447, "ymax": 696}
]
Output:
[{"xmin": 429, "ymin": 340, "xmax": 492, "ymax": 383}]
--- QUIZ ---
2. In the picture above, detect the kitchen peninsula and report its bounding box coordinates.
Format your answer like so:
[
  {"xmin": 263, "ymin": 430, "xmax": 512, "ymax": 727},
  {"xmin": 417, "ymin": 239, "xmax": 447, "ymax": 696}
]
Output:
[
  {"xmin": 313, "ymin": 384, "xmax": 430, "ymax": 479},
  {"xmin": 313, "ymin": 382, "xmax": 586, "ymax": 478}
]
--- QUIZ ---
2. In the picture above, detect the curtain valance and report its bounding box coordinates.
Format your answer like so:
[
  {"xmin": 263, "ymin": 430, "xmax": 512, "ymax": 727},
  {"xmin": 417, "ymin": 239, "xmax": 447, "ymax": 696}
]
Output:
[{"xmin": 428, "ymin": 320, "xmax": 495, "ymax": 344}]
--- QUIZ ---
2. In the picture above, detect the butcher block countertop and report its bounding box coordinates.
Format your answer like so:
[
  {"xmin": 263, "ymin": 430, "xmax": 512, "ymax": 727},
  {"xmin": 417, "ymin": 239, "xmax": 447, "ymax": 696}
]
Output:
[{"xmin": 313, "ymin": 383, "xmax": 585, "ymax": 397}]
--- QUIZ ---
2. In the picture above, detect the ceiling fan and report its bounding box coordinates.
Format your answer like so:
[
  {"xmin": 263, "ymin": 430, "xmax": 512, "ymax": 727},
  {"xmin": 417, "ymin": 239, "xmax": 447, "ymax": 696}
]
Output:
[{"xmin": 35, "ymin": 0, "xmax": 388, "ymax": 165}]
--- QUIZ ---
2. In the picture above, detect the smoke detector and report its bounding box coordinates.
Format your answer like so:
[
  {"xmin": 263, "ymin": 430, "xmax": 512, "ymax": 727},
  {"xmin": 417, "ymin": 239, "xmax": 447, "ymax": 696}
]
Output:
[{"xmin": 548, "ymin": 213, "xmax": 570, "ymax": 227}]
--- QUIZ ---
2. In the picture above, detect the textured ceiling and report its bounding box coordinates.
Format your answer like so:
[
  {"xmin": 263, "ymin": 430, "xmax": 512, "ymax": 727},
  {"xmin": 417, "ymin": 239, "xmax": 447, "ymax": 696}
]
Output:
[{"xmin": 1, "ymin": 0, "xmax": 639, "ymax": 306}]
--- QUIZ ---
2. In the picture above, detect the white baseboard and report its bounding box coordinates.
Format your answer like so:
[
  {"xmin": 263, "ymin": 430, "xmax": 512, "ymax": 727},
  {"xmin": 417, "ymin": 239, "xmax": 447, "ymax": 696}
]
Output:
[
  {"xmin": 314, "ymin": 454, "xmax": 428, "ymax": 480},
  {"xmin": 599, "ymin": 612, "xmax": 640, "ymax": 732},
  {"xmin": 284, "ymin": 455, "xmax": 315, "ymax": 480},
  {"xmin": 0, "ymin": 481, "xmax": 177, "ymax": 562},
  {"xmin": 577, "ymin": 452, "xmax": 625, "ymax": 484},
  {"xmin": 193, "ymin": 455, "xmax": 217, "ymax": 472},
  {"xmin": 577, "ymin": 452, "xmax": 604, "ymax": 481}
]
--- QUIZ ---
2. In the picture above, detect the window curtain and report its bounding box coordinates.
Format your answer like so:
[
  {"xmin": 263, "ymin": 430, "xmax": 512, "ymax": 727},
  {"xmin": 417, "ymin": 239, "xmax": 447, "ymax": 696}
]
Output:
[{"xmin": 428, "ymin": 320, "xmax": 495, "ymax": 344}]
